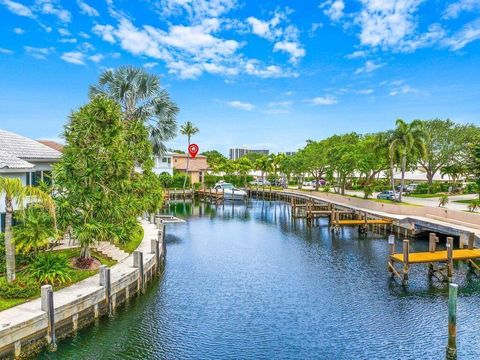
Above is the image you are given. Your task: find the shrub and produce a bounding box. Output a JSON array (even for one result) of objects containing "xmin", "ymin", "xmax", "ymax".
[
  {"xmin": 0, "ymin": 276, "xmax": 38, "ymax": 299},
  {"xmin": 468, "ymin": 200, "xmax": 480, "ymax": 212},
  {"xmin": 439, "ymin": 195, "xmax": 449, "ymax": 207},
  {"xmin": 75, "ymin": 257, "xmax": 95, "ymax": 269},
  {"xmin": 28, "ymin": 252, "xmax": 72, "ymax": 285}
]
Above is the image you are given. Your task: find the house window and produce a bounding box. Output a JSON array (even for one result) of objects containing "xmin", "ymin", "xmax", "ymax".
[
  {"xmin": 199, "ymin": 171, "xmax": 203, "ymax": 183},
  {"xmin": 31, "ymin": 171, "xmax": 42, "ymax": 186},
  {"xmin": 0, "ymin": 213, "xmax": 5, "ymax": 233},
  {"xmin": 162, "ymin": 157, "xmax": 167, "ymax": 163},
  {"xmin": 26, "ymin": 172, "xmax": 31, "ymax": 186}
]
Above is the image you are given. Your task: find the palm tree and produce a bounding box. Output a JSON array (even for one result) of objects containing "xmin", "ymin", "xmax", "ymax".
[
  {"xmin": 89, "ymin": 66, "xmax": 179, "ymax": 155},
  {"xmin": 180, "ymin": 121, "xmax": 199, "ymax": 189},
  {"xmin": 14, "ymin": 205, "xmax": 56, "ymax": 255},
  {"xmin": 237, "ymin": 158, "xmax": 253, "ymax": 186},
  {"xmin": 255, "ymin": 156, "xmax": 273, "ymax": 189},
  {"xmin": 0, "ymin": 178, "xmax": 55, "ymax": 283},
  {"xmin": 389, "ymin": 119, "xmax": 426, "ymax": 202}
]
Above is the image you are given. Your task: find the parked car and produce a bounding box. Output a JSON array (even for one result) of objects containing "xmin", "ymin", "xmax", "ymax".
[
  {"xmin": 395, "ymin": 183, "xmax": 418, "ymax": 194},
  {"xmin": 377, "ymin": 190, "xmax": 398, "ymax": 200},
  {"xmin": 250, "ymin": 179, "xmax": 271, "ymax": 186}
]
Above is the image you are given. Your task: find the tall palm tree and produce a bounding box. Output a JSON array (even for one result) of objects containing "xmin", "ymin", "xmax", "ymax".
[
  {"xmin": 89, "ymin": 66, "xmax": 179, "ymax": 155},
  {"xmin": 0, "ymin": 178, "xmax": 55, "ymax": 283},
  {"xmin": 389, "ymin": 119, "xmax": 426, "ymax": 202},
  {"xmin": 255, "ymin": 156, "xmax": 273, "ymax": 189},
  {"xmin": 180, "ymin": 121, "xmax": 199, "ymax": 189}
]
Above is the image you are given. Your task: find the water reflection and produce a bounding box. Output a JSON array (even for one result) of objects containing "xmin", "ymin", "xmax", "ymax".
[{"xmin": 42, "ymin": 199, "xmax": 480, "ymax": 360}]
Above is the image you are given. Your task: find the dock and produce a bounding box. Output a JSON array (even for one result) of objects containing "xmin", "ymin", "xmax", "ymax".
[{"xmin": 388, "ymin": 233, "xmax": 479, "ymax": 284}]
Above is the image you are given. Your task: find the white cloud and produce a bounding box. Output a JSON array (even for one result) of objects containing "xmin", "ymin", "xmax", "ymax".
[
  {"xmin": 228, "ymin": 100, "xmax": 255, "ymax": 111},
  {"xmin": 61, "ymin": 51, "xmax": 85, "ymax": 65},
  {"xmin": 389, "ymin": 84, "xmax": 418, "ymax": 96},
  {"xmin": 244, "ymin": 59, "xmax": 293, "ymax": 78},
  {"xmin": 59, "ymin": 38, "xmax": 77, "ymax": 43},
  {"xmin": 442, "ymin": 18, "xmax": 480, "ymax": 50},
  {"xmin": 321, "ymin": 0, "xmax": 345, "ymax": 21},
  {"xmin": 13, "ymin": 27, "xmax": 24, "ymax": 34},
  {"xmin": 143, "ymin": 62, "xmax": 158, "ymax": 68},
  {"xmin": 79, "ymin": 31, "xmax": 90, "ymax": 39},
  {"xmin": 89, "ymin": 54, "xmax": 104, "ymax": 62},
  {"xmin": 0, "ymin": 0, "xmax": 34, "ymax": 17},
  {"xmin": 355, "ymin": 60, "xmax": 383, "ymax": 74},
  {"xmin": 77, "ymin": 0, "xmax": 99, "ymax": 16},
  {"xmin": 0, "ymin": 47, "xmax": 14, "ymax": 54},
  {"xmin": 264, "ymin": 100, "xmax": 292, "ymax": 114},
  {"xmin": 25, "ymin": 46, "xmax": 52, "ymax": 59},
  {"xmin": 346, "ymin": 50, "xmax": 367, "ymax": 58},
  {"xmin": 58, "ymin": 28, "xmax": 70, "ymax": 36},
  {"xmin": 273, "ymin": 41, "xmax": 305, "ymax": 63},
  {"xmin": 357, "ymin": 0, "xmax": 422, "ymax": 49},
  {"xmin": 93, "ymin": 24, "xmax": 116, "ymax": 43},
  {"xmin": 159, "ymin": 0, "xmax": 236, "ymax": 19},
  {"xmin": 308, "ymin": 95, "xmax": 338, "ymax": 105},
  {"xmin": 357, "ymin": 88, "xmax": 374, "ymax": 94},
  {"xmin": 39, "ymin": 0, "xmax": 71, "ymax": 22},
  {"xmin": 443, "ymin": 0, "xmax": 480, "ymax": 19}
]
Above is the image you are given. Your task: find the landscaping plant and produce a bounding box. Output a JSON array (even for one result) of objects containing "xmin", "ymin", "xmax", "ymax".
[{"xmin": 28, "ymin": 252, "xmax": 72, "ymax": 285}]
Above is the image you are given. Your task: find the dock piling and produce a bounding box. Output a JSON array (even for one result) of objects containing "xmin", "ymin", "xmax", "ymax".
[
  {"xmin": 447, "ymin": 237, "xmax": 454, "ymax": 281},
  {"xmin": 402, "ymin": 239, "xmax": 410, "ymax": 285},
  {"xmin": 446, "ymin": 283, "xmax": 458, "ymax": 360}
]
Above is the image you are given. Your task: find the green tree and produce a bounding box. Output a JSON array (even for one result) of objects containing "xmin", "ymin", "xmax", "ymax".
[
  {"xmin": 236, "ymin": 157, "xmax": 253, "ymax": 185},
  {"xmin": 303, "ymin": 140, "xmax": 328, "ymax": 190},
  {"xmin": 389, "ymin": 119, "xmax": 426, "ymax": 202},
  {"xmin": 89, "ymin": 66, "xmax": 179, "ymax": 155},
  {"xmin": 180, "ymin": 121, "xmax": 199, "ymax": 189},
  {"xmin": 0, "ymin": 178, "xmax": 55, "ymax": 283},
  {"xmin": 54, "ymin": 96, "xmax": 162, "ymax": 260},
  {"xmin": 14, "ymin": 205, "xmax": 56, "ymax": 255},
  {"xmin": 254, "ymin": 156, "xmax": 273, "ymax": 187},
  {"xmin": 202, "ymin": 150, "xmax": 227, "ymax": 171},
  {"xmin": 326, "ymin": 133, "xmax": 360, "ymax": 195},
  {"xmin": 419, "ymin": 119, "xmax": 476, "ymax": 192},
  {"xmin": 467, "ymin": 140, "xmax": 480, "ymax": 199}
]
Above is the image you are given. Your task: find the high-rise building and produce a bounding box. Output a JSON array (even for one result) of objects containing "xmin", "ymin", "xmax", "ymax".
[{"xmin": 229, "ymin": 148, "xmax": 269, "ymax": 160}]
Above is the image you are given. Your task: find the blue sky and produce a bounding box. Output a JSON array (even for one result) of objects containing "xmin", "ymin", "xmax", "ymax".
[{"xmin": 1, "ymin": 0, "xmax": 480, "ymax": 155}]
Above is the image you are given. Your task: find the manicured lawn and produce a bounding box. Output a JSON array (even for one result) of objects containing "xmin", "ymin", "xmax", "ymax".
[
  {"xmin": 117, "ymin": 225, "xmax": 144, "ymax": 254},
  {"xmin": 0, "ymin": 248, "xmax": 116, "ymax": 312},
  {"xmin": 407, "ymin": 193, "xmax": 445, "ymax": 198},
  {"xmin": 454, "ymin": 199, "xmax": 480, "ymax": 204}
]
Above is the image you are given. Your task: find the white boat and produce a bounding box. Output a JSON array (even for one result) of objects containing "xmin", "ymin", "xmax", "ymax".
[{"xmin": 213, "ymin": 181, "xmax": 248, "ymax": 201}]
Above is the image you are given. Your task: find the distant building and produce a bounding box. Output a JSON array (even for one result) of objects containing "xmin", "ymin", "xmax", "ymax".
[
  {"xmin": 285, "ymin": 151, "xmax": 296, "ymax": 156},
  {"xmin": 153, "ymin": 152, "xmax": 174, "ymax": 176},
  {"xmin": 1, "ymin": 129, "xmax": 62, "ymax": 232},
  {"xmin": 173, "ymin": 153, "xmax": 208, "ymax": 184},
  {"xmin": 229, "ymin": 148, "xmax": 269, "ymax": 160}
]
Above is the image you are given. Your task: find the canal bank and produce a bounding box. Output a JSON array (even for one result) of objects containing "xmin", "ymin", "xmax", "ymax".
[
  {"xmin": 0, "ymin": 217, "xmax": 165, "ymax": 359},
  {"xmin": 35, "ymin": 200, "xmax": 480, "ymax": 359}
]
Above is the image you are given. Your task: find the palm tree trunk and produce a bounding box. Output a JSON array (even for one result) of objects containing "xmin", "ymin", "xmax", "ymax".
[
  {"xmin": 5, "ymin": 197, "xmax": 15, "ymax": 283},
  {"xmin": 399, "ymin": 155, "xmax": 407, "ymax": 202},
  {"xmin": 183, "ymin": 137, "xmax": 191, "ymax": 190},
  {"xmin": 390, "ymin": 159, "xmax": 395, "ymax": 195},
  {"xmin": 80, "ymin": 244, "xmax": 90, "ymax": 259}
]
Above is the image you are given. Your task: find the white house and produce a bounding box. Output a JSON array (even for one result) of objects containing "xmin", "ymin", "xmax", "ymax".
[
  {"xmin": 0, "ymin": 129, "xmax": 62, "ymax": 232},
  {"xmin": 153, "ymin": 152, "xmax": 174, "ymax": 176}
]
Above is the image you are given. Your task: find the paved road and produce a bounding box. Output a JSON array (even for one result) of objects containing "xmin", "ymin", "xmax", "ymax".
[{"xmin": 292, "ymin": 186, "xmax": 478, "ymax": 212}]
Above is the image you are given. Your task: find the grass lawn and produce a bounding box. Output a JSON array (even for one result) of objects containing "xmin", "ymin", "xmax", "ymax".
[
  {"xmin": 117, "ymin": 225, "xmax": 144, "ymax": 254},
  {"xmin": 454, "ymin": 199, "xmax": 480, "ymax": 204},
  {"xmin": 408, "ymin": 193, "xmax": 445, "ymax": 198},
  {"xmin": 0, "ymin": 248, "xmax": 116, "ymax": 312}
]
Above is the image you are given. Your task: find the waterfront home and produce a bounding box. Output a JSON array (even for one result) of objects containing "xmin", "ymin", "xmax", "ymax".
[
  {"xmin": 153, "ymin": 152, "xmax": 174, "ymax": 176},
  {"xmin": 0, "ymin": 129, "xmax": 62, "ymax": 231},
  {"xmin": 173, "ymin": 153, "xmax": 208, "ymax": 184}
]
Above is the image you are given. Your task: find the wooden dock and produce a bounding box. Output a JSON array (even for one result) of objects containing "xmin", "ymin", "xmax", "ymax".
[
  {"xmin": 196, "ymin": 188, "xmax": 225, "ymax": 203},
  {"xmin": 388, "ymin": 233, "xmax": 478, "ymax": 284}
]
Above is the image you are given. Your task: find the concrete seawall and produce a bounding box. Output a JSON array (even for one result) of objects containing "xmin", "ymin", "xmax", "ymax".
[{"xmin": 0, "ymin": 217, "xmax": 165, "ymax": 359}]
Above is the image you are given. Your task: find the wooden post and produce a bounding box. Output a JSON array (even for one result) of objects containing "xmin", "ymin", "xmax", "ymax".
[
  {"xmin": 388, "ymin": 235, "xmax": 395, "ymax": 255},
  {"xmin": 468, "ymin": 232, "xmax": 475, "ymax": 250},
  {"xmin": 41, "ymin": 285, "xmax": 56, "ymax": 349},
  {"xmin": 428, "ymin": 233, "xmax": 437, "ymax": 276},
  {"xmin": 446, "ymin": 283, "xmax": 458, "ymax": 359},
  {"xmin": 402, "ymin": 239, "xmax": 410, "ymax": 284},
  {"xmin": 99, "ymin": 265, "xmax": 112, "ymax": 315},
  {"xmin": 133, "ymin": 251, "xmax": 144, "ymax": 292},
  {"xmin": 447, "ymin": 237, "xmax": 454, "ymax": 281}
]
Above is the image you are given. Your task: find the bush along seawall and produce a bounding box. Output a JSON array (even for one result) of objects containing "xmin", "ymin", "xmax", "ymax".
[{"xmin": 0, "ymin": 216, "xmax": 166, "ymax": 359}]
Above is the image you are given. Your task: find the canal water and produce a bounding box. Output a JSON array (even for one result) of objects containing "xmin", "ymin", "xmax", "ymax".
[{"xmin": 40, "ymin": 200, "xmax": 480, "ymax": 359}]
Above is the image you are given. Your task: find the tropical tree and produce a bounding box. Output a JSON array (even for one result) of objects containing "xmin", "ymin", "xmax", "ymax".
[
  {"xmin": 89, "ymin": 66, "xmax": 179, "ymax": 155},
  {"xmin": 0, "ymin": 177, "xmax": 55, "ymax": 283},
  {"xmin": 467, "ymin": 140, "xmax": 480, "ymax": 199},
  {"xmin": 303, "ymin": 140, "xmax": 328, "ymax": 190},
  {"xmin": 389, "ymin": 119, "xmax": 427, "ymax": 202},
  {"xmin": 14, "ymin": 205, "xmax": 56, "ymax": 255},
  {"xmin": 54, "ymin": 96, "xmax": 163, "ymax": 262},
  {"xmin": 180, "ymin": 121, "xmax": 199, "ymax": 189},
  {"xmin": 236, "ymin": 157, "xmax": 253, "ymax": 185},
  {"xmin": 418, "ymin": 119, "xmax": 476, "ymax": 192},
  {"xmin": 254, "ymin": 156, "xmax": 273, "ymax": 187},
  {"xmin": 203, "ymin": 150, "xmax": 227, "ymax": 172}
]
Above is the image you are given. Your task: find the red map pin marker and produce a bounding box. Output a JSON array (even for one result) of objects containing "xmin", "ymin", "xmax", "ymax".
[{"xmin": 188, "ymin": 143, "xmax": 199, "ymax": 158}]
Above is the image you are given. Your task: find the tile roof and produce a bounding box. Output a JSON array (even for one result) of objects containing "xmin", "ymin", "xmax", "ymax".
[
  {"xmin": 0, "ymin": 129, "xmax": 61, "ymax": 160},
  {"xmin": 37, "ymin": 140, "xmax": 64, "ymax": 152},
  {"xmin": 0, "ymin": 150, "xmax": 34, "ymax": 169}
]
